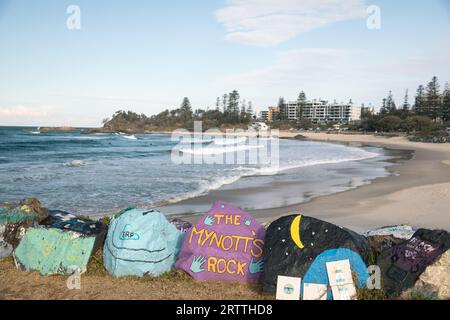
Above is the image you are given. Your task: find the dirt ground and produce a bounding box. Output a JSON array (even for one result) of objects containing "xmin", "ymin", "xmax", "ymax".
[{"xmin": 0, "ymin": 256, "xmax": 272, "ymax": 300}]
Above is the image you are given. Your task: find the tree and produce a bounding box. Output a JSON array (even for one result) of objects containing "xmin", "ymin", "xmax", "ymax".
[
  {"xmin": 414, "ymin": 85, "xmax": 425, "ymax": 115},
  {"xmin": 277, "ymin": 97, "xmax": 286, "ymax": 121},
  {"xmin": 240, "ymin": 99, "xmax": 247, "ymax": 120},
  {"xmin": 405, "ymin": 116, "xmax": 432, "ymax": 133},
  {"xmin": 379, "ymin": 115, "xmax": 402, "ymax": 132},
  {"xmin": 247, "ymin": 101, "xmax": 253, "ymax": 117},
  {"xmin": 386, "ymin": 90, "xmax": 397, "ymax": 113},
  {"xmin": 180, "ymin": 97, "xmax": 193, "ymax": 123},
  {"xmin": 380, "ymin": 98, "xmax": 388, "ymax": 114},
  {"xmin": 297, "ymin": 91, "xmax": 307, "ymax": 120},
  {"xmin": 426, "ymin": 76, "xmax": 441, "ymax": 121},
  {"xmin": 227, "ymin": 90, "xmax": 240, "ymax": 116},
  {"xmin": 402, "ymin": 89, "xmax": 410, "ymax": 111},
  {"xmin": 215, "ymin": 97, "xmax": 220, "ymax": 111},
  {"xmin": 442, "ymin": 82, "xmax": 450, "ymax": 122}
]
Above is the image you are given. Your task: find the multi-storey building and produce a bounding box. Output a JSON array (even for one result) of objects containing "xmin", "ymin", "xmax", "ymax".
[
  {"xmin": 260, "ymin": 106, "xmax": 279, "ymax": 122},
  {"xmin": 269, "ymin": 99, "xmax": 362, "ymax": 124}
]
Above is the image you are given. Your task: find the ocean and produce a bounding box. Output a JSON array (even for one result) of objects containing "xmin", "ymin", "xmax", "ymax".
[{"xmin": 0, "ymin": 126, "xmax": 397, "ymax": 217}]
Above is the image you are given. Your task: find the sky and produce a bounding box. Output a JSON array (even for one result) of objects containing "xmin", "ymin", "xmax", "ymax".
[{"xmin": 0, "ymin": 0, "xmax": 449, "ymax": 127}]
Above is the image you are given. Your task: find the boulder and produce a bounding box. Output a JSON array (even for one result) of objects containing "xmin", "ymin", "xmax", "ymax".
[
  {"xmin": 40, "ymin": 209, "xmax": 107, "ymax": 254},
  {"xmin": 14, "ymin": 227, "xmax": 97, "ymax": 275},
  {"xmin": 377, "ymin": 228, "xmax": 450, "ymax": 297},
  {"xmin": 366, "ymin": 235, "xmax": 404, "ymax": 257},
  {"xmin": 175, "ymin": 201, "xmax": 266, "ymax": 282},
  {"xmin": 0, "ymin": 198, "xmax": 49, "ymax": 258},
  {"xmin": 262, "ymin": 214, "xmax": 370, "ymax": 294},
  {"xmin": 302, "ymin": 248, "xmax": 369, "ymax": 300},
  {"xmin": 103, "ymin": 208, "xmax": 184, "ymax": 277},
  {"xmin": 402, "ymin": 249, "xmax": 450, "ymax": 300},
  {"xmin": 362, "ymin": 225, "xmax": 416, "ymax": 240},
  {"xmin": 170, "ymin": 218, "xmax": 192, "ymax": 233}
]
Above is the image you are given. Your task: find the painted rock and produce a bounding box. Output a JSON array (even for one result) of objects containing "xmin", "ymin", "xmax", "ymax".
[
  {"xmin": 262, "ymin": 214, "xmax": 370, "ymax": 294},
  {"xmin": 377, "ymin": 228, "xmax": 450, "ymax": 297},
  {"xmin": 175, "ymin": 201, "xmax": 265, "ymax": 282},
  {"xmin": 103, "ymin": 208, "xmax": 184, "ymax": 277},
  {"xmin": 14, "ymin": 227, "xmax": 96, "ymax": 275}
]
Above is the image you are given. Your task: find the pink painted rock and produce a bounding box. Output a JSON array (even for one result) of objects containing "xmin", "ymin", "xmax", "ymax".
[{"xmin": 175, "ymin": 201, "xmax": 265, "ymax": 282}]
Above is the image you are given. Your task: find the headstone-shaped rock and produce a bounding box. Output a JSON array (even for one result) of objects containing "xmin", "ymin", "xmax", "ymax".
[
  {"xmin": 103, "ymin": 208, "xmax": 184, "ymax": 277},
  {"xmin": 175, "ymin": 201, "xmax": 265, "ymax": 282},
  {"xmin": 263, "ymin": 214, "xmax": 370, "ymax": 294},
  {"xmin": 377, "ymin": 228, "xmax": 450, "ymax": 297}
]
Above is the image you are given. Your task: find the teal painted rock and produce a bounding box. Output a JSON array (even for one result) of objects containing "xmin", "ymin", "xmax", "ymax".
[
  {"xmin": 14, "ymin": 227, "xmax": 96, "ymax": 275},
  {"xmin": 103, "ymin": 208, "xmax": 184, "ymax": 277}
]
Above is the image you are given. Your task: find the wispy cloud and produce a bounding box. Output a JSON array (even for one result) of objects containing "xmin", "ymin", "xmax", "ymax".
[
  {"xmin": 0, "ymin": 105, "xmax": 97, "ymax": 127},
  {"xmin": 0, "ymin": 105, "xmax": 51, "ymax": 118},
  {"xmin": 216, "ymin": 43, "xmax": 450, "ymax": 107},
  {"xmin": 216, "ymin": 0, "xmax": 367, "ymax": 46}
]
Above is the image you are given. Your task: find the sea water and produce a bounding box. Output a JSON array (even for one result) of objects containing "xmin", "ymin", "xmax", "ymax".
[{"xmin": 0, "ymin": 126, "xmax": 394, "ymax": 216}]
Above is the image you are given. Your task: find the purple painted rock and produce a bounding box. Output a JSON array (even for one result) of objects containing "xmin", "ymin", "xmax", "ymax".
[{"xmin": 175, "ymin": 201, "xmax": 265, "ymax": 282}]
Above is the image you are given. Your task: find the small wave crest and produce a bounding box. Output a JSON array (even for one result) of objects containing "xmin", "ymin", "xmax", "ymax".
[
  {"xmin": 213, "ymin": 136, "xmax": 247, "ymax": 145},
  {"xmin": 64, "ymin": 160, "xmax": 87, "ymax": 167},
  {"xmin": 178, "ymin": 144, "xmax": 263, "ymax": 155},
  {"xmin": 122, "ymin": 134, "xmax": 137, "ymax": 140}
]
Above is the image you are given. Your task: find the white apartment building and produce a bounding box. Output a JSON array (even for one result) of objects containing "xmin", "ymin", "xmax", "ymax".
[
  {"xmin": 284, "ymin": 102, "xmax": 299, "ymax": 121},
  {"xmin": 280, "ymin": 99, "xmax": 361, "ymax": 124}
]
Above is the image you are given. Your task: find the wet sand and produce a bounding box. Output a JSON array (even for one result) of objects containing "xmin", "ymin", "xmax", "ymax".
[
  {"xmin": 163, "ymin": 131, "xmax": 450, "ymax": 232},
  {"xmin": 271, "ymin": 133, "xmax": 450, "ymax": 231}
]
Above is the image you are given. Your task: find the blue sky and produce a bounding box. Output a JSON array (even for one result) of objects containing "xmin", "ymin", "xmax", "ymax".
[{"xmin": 0, "ymin": 0, "xmax": 449, "ymax": 126}]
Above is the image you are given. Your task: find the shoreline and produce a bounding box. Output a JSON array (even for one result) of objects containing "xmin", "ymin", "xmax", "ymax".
[
  {"xmin": 156, "ymin": 130, "xmax": 450, "ymax": 232},
  {"xmin": 275, "ymin": 132, "xmax": 450, "ymax": 231}
]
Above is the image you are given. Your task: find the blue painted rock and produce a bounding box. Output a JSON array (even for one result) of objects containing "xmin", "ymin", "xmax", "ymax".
[
  {"xmin": 103, "ymin": 208, "xmax": 184, "ymax": 277},
  {"xmin": 262, "ymin": 214, "xmax": 370, "ymax": 294},
  {"xmin": 302, "ymin": 248, "xmax": 369, "ymax": 300}
]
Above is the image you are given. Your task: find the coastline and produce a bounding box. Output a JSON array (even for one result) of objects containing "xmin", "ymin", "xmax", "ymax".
[
  {"xmin": 158, "ymin": 131, "xmax": 450, "ymax": 232},
  {"xmin": 270, "ymin": 132, "xmax": 450, "ymax": 232}
]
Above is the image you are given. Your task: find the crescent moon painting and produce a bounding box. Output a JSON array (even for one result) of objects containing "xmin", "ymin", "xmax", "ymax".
[{"xmin": 290, "ymin": 214, "xmax": 304, "ymax": 249}]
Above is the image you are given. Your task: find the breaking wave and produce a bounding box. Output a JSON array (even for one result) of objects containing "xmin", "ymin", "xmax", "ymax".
[{"xmin": 178, "ymin": 144, "xmax": 263, "ymax": 155}]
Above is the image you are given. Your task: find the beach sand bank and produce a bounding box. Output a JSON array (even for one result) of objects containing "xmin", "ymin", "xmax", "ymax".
[
  {"xmin": 275, "ymin": 133, "xmax": 450, "ymax": 231},
  {"xmin": 1, "ymin": 133, "xmax": 448, "ymax": 300},
  {"xmin": 163, "ymin": 130, "xmax": 450, "ymax": 232}
]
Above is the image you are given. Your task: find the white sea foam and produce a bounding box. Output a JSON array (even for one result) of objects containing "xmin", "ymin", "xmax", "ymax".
[
  {"xmin": 213, "ymin": 136, "xmax": 247, "ymax": 145},
  {"xmin": 64, "ymin": 160, "xmax": 87, "ymax": 167},
  {"xmin": 122, "ymin": 134, "xmax": 137, "ymax": 140},
  {"xmin": 233, "ymin": 151, "xmax": 380, "ymax": 176},
  {"xmin": 178, "ymin": 144, "xmax": 263, "ymax": 155},
  {"xmin": 155, "ymin": 174, "xmax": 243, "ymax": 206},
  {"xmin": 178, "ymin": 138, "xmax": 214, "ymax": 144}
]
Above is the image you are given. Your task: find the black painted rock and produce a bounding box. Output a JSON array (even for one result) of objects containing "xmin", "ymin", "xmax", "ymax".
[
  {"xmin": 262, "ymin": 214, "xmax": 370, "ymax": 294},
  {"xmin": 377, "ymin": 228, "xmax": 450, "ymax": 297}
]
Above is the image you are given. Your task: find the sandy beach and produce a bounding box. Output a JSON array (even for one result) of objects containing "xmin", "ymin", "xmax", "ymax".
[
  {"xmin": 1, "ymin": 131, "xmax": 449, "ymax": 300},
  {"xmin": 159, "ymin": 130, "xmax": 450, "ymax": 232},
  {"xmin": 273, "ymin": 132, "xmax": 450, "ymax": 232}
]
